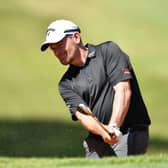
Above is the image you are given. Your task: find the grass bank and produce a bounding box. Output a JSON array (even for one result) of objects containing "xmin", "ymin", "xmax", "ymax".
[{"xmin": 0, "ymin": 154, "xmax": 167, "ymax": 168}]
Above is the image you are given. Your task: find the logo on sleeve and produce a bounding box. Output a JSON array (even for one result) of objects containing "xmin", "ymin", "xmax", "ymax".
[{"xmin": 121, "ymin": 67, "xmax": 131, "ymax": 74}]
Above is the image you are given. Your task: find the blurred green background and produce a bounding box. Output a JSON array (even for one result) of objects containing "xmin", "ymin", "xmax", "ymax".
[{"xmin": 0, "ymin": 0, "xmax": 168, "ymax": 157}]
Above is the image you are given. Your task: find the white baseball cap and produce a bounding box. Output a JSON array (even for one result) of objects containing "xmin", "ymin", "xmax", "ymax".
[{"xmin": 40, "ymin": 19, "xmax": 80, "ymax": 51}]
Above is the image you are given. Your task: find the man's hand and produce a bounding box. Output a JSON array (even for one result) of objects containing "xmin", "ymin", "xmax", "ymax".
[{"xmin": 101, "ymin": 124, "xmax": 120, "ymax": 144}]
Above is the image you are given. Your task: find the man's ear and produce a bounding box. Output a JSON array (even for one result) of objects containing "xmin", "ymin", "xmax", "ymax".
[{"xmin": 73, "ymin": 32, "xmax": 81, "ymax": 44}]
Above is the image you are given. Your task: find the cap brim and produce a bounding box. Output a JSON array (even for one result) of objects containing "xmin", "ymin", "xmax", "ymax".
[{"xmin": 41, "ymin": 42, "xmax": 50, "ymax": 51}]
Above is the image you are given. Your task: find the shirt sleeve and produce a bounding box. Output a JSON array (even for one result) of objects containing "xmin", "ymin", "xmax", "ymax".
[
  {"xmin": 104, "ymin": 42, "xmax": 132, "ymax": 86},
  {"xmin": 59, "ymin": 79, "xmax": 87, "ymax": 121}
]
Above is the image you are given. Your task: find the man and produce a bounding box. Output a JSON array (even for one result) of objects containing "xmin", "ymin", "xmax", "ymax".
[{"xmin": 40, "ymin": 19, "xmax": 151, "ymax": 159}]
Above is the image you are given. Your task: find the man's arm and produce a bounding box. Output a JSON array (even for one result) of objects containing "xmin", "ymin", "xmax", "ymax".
[
  {"xmin": 108, "ymin": 80, "xmax": 132, "ymax": 128},
  {"xmin": 75, "ymin": 111, "xmax": 119, "ymax": 144},
  {"xmin": 59, "ymin": 79, "xmax": 118, "ymax": 144},
  {"xmin": 75, "ymin": 80, "xmax": 131, "ymax": 143}
]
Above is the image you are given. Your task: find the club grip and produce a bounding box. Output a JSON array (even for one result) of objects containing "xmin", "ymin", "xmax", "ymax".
[{"xmin": 77, "ymin": 104, "xmax": 93, "ymax": 116}]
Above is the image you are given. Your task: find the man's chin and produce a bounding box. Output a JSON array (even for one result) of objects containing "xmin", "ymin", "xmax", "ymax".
[{"xmin": 60, "ymin": 60, "xmax": 69, "ymax": 65}]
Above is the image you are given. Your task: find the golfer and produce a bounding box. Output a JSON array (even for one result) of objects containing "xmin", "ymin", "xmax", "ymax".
[{"xmin": 40, "ymin": 19, "xmax": 151, "ymax": 159}]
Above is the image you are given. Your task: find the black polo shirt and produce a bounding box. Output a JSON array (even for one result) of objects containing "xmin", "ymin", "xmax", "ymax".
[{"xmin": 59, "ymin": 41, "xmax": 151, "ymax": 128}]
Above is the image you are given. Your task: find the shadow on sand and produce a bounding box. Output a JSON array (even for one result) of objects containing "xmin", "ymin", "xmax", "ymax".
[
  {"xmin": 0, "ymin": 120, "xmax": 167, "ymax": 157},
  {"xmin": 0, "ymin": 120, "xmax": 87, "ymax": 157}
]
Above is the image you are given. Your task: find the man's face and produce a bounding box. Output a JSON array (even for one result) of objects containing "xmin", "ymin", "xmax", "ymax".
[{"xmin": 49, "ymin": 34, "xmax": 79, "ymax": 65}]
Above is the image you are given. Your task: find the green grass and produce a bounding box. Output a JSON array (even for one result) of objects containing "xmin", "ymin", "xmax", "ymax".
[
  {"xmin": 0, "ymin": 154, "xmax": 168, "ymax": 168},
  {"xmin": 0, "ymin": 0, "xmax": 168, "ymax": 163}
]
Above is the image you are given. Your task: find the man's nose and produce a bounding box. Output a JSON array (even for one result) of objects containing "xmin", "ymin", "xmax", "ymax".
[
  {"xmin": 52, "ymin": 48, "xmax": 59, "ymax": 56},
  {"xmin": 53, "ymin": 50, "xmax": 58, "ymax": 55},
  {"xmin": 53, "ymin": 49, "xmax": 63, "ymax": 58}
]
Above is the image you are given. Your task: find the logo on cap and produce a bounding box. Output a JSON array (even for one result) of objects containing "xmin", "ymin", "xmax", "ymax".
[{"xmin": 46, "ymin": 28, "xmax": 55, "ymax": 36}]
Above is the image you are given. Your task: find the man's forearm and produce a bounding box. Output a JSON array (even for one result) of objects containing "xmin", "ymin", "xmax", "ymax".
[
  {"xmin": 75, "ymin": 111, "xmax": 119, "ymax": 144},
  {"xmin": 109, "ymin": 81, "xmax": 132, "ymax": 127},
  {"xmin": 75, "ymin": 111, "xmax": 107, "ymax": 136}
]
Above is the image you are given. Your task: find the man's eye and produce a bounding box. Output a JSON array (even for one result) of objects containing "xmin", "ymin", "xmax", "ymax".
[{"xmin": 59, "ymin": 43, "xmax": 64, "ymax": 48}]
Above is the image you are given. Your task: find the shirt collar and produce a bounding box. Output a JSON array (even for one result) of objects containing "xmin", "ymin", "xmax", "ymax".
[{"xmin": 85, "ymin": 43, "xmax": 96, "ymax": 58}]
